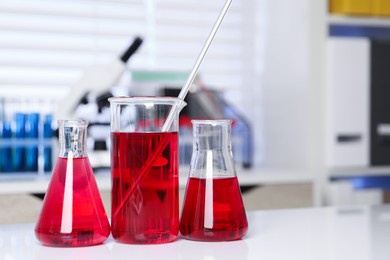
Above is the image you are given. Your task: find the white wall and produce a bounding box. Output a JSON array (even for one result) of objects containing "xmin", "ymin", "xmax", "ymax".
[
  {"xmin": 261, "ymin": 0, "xmax": 311, "ymax": 168},
  {"xmin": 255, "ymin": 0, "xmax": 326, "ymax": 171}
]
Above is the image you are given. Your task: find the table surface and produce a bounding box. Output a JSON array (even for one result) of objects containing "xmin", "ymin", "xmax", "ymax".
[{"xmin": 1, "ymin": 205, "xmax": 390, "ymax": 260}]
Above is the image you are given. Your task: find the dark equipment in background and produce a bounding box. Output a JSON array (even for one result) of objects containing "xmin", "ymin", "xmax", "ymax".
[{"xmin": 161, "ymin": 87, "xmax": 253, "ymax": 169}]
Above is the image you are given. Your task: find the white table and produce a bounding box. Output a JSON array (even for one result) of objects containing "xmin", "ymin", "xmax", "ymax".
[{"xmin": 1, "ymin": 206, "xmax": 386, "ymax": 260}]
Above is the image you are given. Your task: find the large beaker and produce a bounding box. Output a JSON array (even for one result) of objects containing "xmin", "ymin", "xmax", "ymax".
[
  {"xmin": 35, "ymin": 120, "xmax": 110, "ymax": 247},
  {"xmin": 109, "ymin": 97, "xmax": 186, "ymax": 244}
]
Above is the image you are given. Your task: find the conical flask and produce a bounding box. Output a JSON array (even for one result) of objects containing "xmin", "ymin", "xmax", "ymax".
[
  {"xmin": 180, "ymin": 120, "xmax": 248, "ymax": 241},
  {"xmin": 35, "ymin": 120, "xmax": 110, "ymax": 247}
]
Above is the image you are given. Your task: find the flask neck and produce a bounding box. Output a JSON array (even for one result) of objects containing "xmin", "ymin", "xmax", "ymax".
[
  {"xmin": 58, "ymin": 120, "xmax": 88, "ymax": 158},
  {"xmin": 192, "ymin": 120, "xmax": 232, "ymax": 151}
]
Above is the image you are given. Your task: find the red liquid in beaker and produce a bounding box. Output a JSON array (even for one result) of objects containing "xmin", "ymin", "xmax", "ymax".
[
  {"xmin": 180, "ymin": 176, "xmax": 248, "ymax": 241},
  {"xmin": 111, "ymin": 132, "xmax": 179, "ymax": 244},
  {"xmin": 35, "ymin": 157, "xmax": 110, "ymax": 247}
]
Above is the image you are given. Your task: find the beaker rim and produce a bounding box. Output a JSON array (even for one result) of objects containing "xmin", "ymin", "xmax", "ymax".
[
  {"xmin": 108, "ymin": 96, "xmax": 186, "ymax": 106},
  {"xmin": 58, "ymin": 119, "xmax": 88, "ymax": 127},
  {"xmin": 192, "ymin": 119, "xmax": 232, "ymax": 126}
]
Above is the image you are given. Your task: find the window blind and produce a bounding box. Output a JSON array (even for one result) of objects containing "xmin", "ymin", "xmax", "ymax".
[{"xmin": 0, "ymin": 0, "xmax": 245, "ymax": 100}]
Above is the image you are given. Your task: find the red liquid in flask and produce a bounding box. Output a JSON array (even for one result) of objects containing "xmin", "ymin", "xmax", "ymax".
[
  {"xmin": 111, "ymin": 132, "xmax": 179, "ymax": 244},
  {"xmin": 180, "ymin": 177, "xmax": 248, "ymax": 241},
  {"xmin": 35, "ymin": 157, "xmax": 111, "ymax": 247}
]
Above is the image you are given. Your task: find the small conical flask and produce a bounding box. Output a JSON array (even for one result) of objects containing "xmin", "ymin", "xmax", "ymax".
[
  {"xmin": 35, "ymin": 120, "xmax": 110, "ymax": 247},
  {"xmin": 180, "ymin": 120, "xmax": 248, "ymax": 241}
]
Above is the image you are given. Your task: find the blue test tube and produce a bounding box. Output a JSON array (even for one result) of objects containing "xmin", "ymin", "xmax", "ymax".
[
  {"xmin": 0, "ymin": 99, "xmax": 3, "ymax": 172},
  {"xmin": 25, "ymin": 113, "xmax": 39, "ymax": 172},
  {"xmin": 13, "ymin": 113, "xmax": 26, "ymax": 172},
  {"xmin": 43, "ymin": 114, "xmax": 53, "ymax": 172},
  {"xmin": 1, "ymin": 121, "xmax": 12, "ymax": 172},
  {"xmin": 0, "ymin": 126, "xmax": 2, "ymax": 172}
]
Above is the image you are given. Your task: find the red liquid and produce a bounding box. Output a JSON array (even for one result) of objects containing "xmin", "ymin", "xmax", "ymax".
[
  {"xmin": 35, "ymin": 157, "xmax": 110, "ymax": 247},
  {"xmin": 111, "ymin": 132, "xmax": 179, "ymax": 244},
  {"xmin": 180, "ymin": 177, "xmax": 248, "ymax": 241}
]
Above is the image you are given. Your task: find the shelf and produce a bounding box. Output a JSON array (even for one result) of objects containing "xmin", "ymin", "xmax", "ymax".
[
  {"xmin": 234, "ymin": 167, "xmax": 313, "ymax": 186},
  {"xmin": 328, "ymin": 15, "xmax": 390, "ymax": 38},
  {"xmin": 0, "ymin": 167, "xmax": 313, "ymax": 195},
  {"xmin": 329, "ymin": 15, "xmax": 390, "ymax": 27},
  {"xmin": 329, "ymin": 166, "xmax": 390, "ymax": 178},
  {"xmin": 0, "ymin": 173, "xmax": 112, "ymax": 195}
]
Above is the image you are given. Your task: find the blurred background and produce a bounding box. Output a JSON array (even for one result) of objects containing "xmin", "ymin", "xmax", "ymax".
[{"xmin": 2, "ymin": 0, "xmax": 390, "ymax": 223}]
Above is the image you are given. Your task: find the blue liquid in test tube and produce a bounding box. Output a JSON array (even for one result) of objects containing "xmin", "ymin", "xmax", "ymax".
[
  {"xmin": 13, "ymin": 113, "xmax": 26, "ymax": 172},
  {"xmin": 25, "ymin": 113, "xmax": 39, "ymax": 172},
  {"xmin": 43, "ymin": 114, "xmax": 53, "ymax": 172},
  {"xmin": 1, "ymin": 122, "xmax": 12, "ymax": 173}
]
